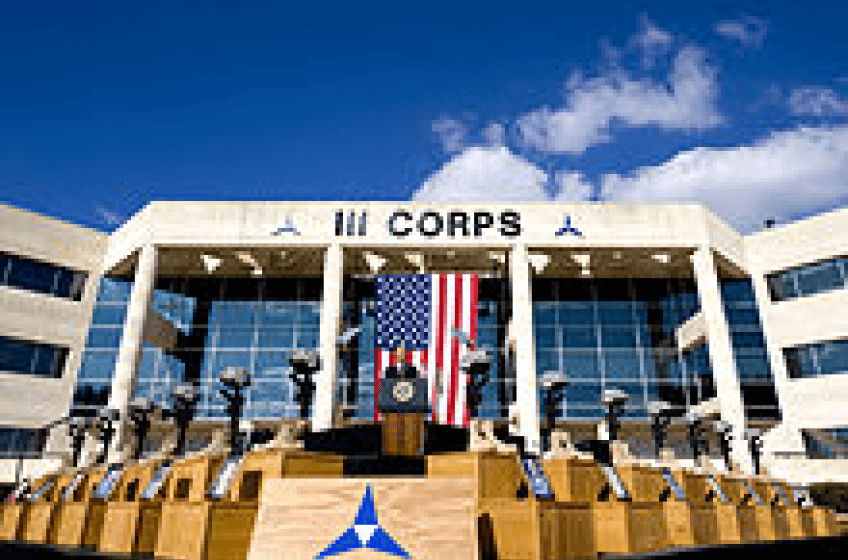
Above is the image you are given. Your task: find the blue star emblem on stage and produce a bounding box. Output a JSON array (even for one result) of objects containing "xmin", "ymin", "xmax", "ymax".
[
  {"xmin": 555, "ymin": 215, "xmax": 582, "ymax": 237},
  {"xmin": 315, "ymin": 484, "xmax": 411, "ymax": 559}
]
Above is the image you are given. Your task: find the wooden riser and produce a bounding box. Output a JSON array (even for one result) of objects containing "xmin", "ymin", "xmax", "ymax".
[{"xmin": 0, "ymin": 503, "xmax": 28, "ymax": 542}]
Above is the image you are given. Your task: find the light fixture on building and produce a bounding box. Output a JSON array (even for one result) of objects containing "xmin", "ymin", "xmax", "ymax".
[
  {"xmin": 364, "ymin": 251, "xmax": 386, "ymax": 274},
  {"xmin": 236, "ymin": 251, "xmax": 263, "ymax": 276},
  {"xmin": 580, "ymin": 268, "xmax": 591, "ymax": 276},
  {"xmin": 651, "ymin": 253, "xmax": 670, "ymax": 264},
  {"xmin": 528, "ymin": 253, "xmax": 550, "ymax": 274},
  {"xmin": 487, "ymin": 251, "xmax": 505, "ymax": 264},
  {"xmin": 404, "ymin": 252, "xmax": 424, "ymax": 272},
  {"xmin": 571, "ymin": 253, "xmax": 590, "ymax": 267},
  {"xmin": 447, "ymin": 250, "xmax": 456, "ymax": 258},
  {"xmin": 200, "ymin": 254, "xmax": 222, "ymax": 273},
  {"xmin": 612, "ymin": 251, "xmax": 622, "ymax": 259}
]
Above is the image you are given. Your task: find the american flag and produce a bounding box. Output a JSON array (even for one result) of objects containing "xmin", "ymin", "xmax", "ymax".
[{"xmin": 374, "ymin": 274, "xmax": 479, "ymax": 427}]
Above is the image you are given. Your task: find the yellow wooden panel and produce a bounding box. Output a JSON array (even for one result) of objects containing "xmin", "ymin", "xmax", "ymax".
[
  {"xmin": 713, "ymin": 503, "xmax": 742, "ymax": 545},
  {"xmin": 99, "ymin": 503, "xmax": 142, "ymax": 554},
  {"xmin": 592, "ymin": 501, "xmax": 631, "ymax": 555},
  {"xmin": 785, "ymin": 507, "xmax": 806, "ymax": 538},
  {"xmin": 82, "ymin": 502, "xmax": 108, "ymax": 549},
  {"xmin": 21, "ymin": 502, "xmax": 56, "ymax": 543},
  {"xmin": 136, "ymin": 502, "xmax": 164, "ymax": 555},
  {"xmin": 155, "ymin": 502, "xmax": 210, "ymax": 560},
  {"xmin": 627, "ymin": 503, "xmax": 666, "ymax": 553},
  {"xmin": 689, "ymin": 505, "xmax": 720, "ymax": 546},
  {"xmin": 54, "ymin": 502, "xmax": 89, "ymax": 548},
  {"xmin": 206, "ymin": 504, "xmax": 259, "ymax": 560},
  {"xmin": 248, "ymin": 477, "xmax": 477, "ymax": 560},
  {"xmin": 165, "ymin": 454, "xmax": 226, "ymax": 503},
  {"xmin": 617, "ymin": 465, "xmax": 666, "ymax": 503},
  {"xmin": 0, "ymin": 503, "xmax": 27, "ymax": 541},
  {"xmin": 542, "ymin": 458, "xmax": 606, "ymax": 503},
  {"xmin": 662, "ymin": 501, "xmax": 696, "ymax": 548},
  {"xmin": 540, "ymin": 502, "xmax": 594, "ymax": 560}
]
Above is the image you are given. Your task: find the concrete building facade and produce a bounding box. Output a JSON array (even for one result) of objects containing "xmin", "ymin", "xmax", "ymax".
[{"xmin": 0, "ymin": 200, "xmax": 846, "ymax": 488}]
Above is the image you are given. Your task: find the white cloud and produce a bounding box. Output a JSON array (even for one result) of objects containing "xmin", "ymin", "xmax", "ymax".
[
  {"xmin": 518, "ymin": 45, "xmax": 723, "ymax": 154},
  {"xmin": 95, "ymin": 205, "xmax": 124, "ymax": 227},
  {"xmin": 410, "ymin": 146, "xmax": 550, "ymax": 201},
  {"xmin": 629, "ymin": 14, "xmax": 673, "ymax": 68},
  {"xmin": 599, "ymin": 126, "xmax": 848, "ymax": 233},
  {"xmin": 554, "ymin": 171, "xmax": 594, "ymax": 201},
  {"xmin": 715, "ymin": 14, "xmax": 768, "ymax": 49},
  {"xmin": 482, "ymin": 122, "xmax": 506, "ymax": 147},
  {"xmin": 789, "ymin": 87, "xmax": 848, "ymax": 117},
  {"xmin": 432, "ymin": 118, "xmax": 467, "ymax": 153}
]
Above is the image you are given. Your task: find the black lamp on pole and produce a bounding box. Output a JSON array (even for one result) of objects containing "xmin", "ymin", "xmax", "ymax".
[
  {"xmin": 647, "ymin": 400, "xmax": 673, "ymax": 459},
  {"xmin": 684, "ymin": 409, "xmax": 706, "ymax": 461},
  {"xmin": 95, "ymin": 408, "xmax": 120, "ymax": 465},
  {"xmin": 463, "ymin": 349, "xmax": 494, "ymax": 419},
  {"xmin": 713, "ymin": 420, "xmax": 733, "ymax": 472},
  {"xmin": 68, "ymin": 415, "xmax": 91, "ymax": 468},
  {"xmin": 290, "ymin": 349, "xmax": 320, "ymax": 421},
  {"xmin": 745, "ymin": 428, "xmax": 764, "ymax": 475},
  {"xmin": 169, "ymin": 381, "xmax": 200, "ymax": 459},
  {"xmin": 128, "ymin": 397, "xmax": 158, "ymax": 462},
  {"xmin": 601, "ymin": 388, "xmax": 628, "ymax": 442},
  {"xmin": 219, "ymin": 367, "xmax": 251, "ymax": 457},
  {"xmin": 540, "ymin": 371, "xmax": 569, "ymax": 453}
]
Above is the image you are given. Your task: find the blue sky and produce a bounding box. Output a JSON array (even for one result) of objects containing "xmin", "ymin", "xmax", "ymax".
[{"xmin": 2, "ymin": 0, "xmax": 848, "ymax": 233}]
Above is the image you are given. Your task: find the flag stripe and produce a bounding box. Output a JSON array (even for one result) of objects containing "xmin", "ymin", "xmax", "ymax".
[
  {"xmin": 465, "ymin": 274, "xmax": 478, "ymax": 428},
  {"xmin": 374, "ymin": 350, "xmax": 382, "ymax": 423}
]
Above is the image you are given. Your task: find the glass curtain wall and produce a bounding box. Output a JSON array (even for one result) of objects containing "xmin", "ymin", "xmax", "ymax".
[
  {"xmin": 133, "ymin": 277, "xmax": 322, "ymax": 421},
  {"xmin": 341, "ymin": 277, "xmax": 511, "ymax": 422},
  {"xmin": 74, "ymin": 276, "xmax": 133, "ymax": 414},
  {"xmin": 720, "ymin": 279, "xmax": 780, "ymax": 420},
  {"xmin": 533, "ymin": 278, "xmax": 703, "ymax": 421}
]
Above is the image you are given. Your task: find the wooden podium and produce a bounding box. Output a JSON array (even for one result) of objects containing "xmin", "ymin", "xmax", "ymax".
[
  {"xmin": 382, "ymin": 412, "xmax": 425, "ymax": 456},
  {"xmin": 378, "ymin": 377, "xmax": 430, "ymax": 457}
]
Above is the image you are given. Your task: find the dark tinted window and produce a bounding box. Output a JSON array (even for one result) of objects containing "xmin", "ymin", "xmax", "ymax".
[
  {"xmin": 0, "ymin": 251, "xmax": 88, "ymax": 301},
  {"xmin": 0, "ymin": 335, "xmax": 68, "ymax": 378},
  {"xmin": 767, "ymin": 256, "xmax": 847, "ymax": 302},
  {"xmin": 0, "ymin": 428, "xmax": 47, "ymax": 456}
]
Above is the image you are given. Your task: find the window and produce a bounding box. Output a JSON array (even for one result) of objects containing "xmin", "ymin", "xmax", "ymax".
[
  {"xmin": 803, "ymin": 428, "xmax": 848, "ymax": 459},
  {"xmin": 0, "ymin": 335, "xmax": 68, "ymax": 378},
  {"xmin": 784, "ymin": 339, "xmax": 848, "ymax": 379},
  {"xmin": 767, "ymin": 256, "xmax": 847, "ymax": 302},
  {"xmin": 0, "ymin": 428, "xmax": 47, "ymax": 457},
  {"xmin": 0, "ymin": 251, "xmax": 87, "ymax": 301}
]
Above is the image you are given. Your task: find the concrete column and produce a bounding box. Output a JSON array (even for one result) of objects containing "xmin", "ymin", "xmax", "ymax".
[
  {"xmin": 510, "ymin": 244, "xmax": 541, "ymax": 455},
  {"xmin": 749, "ymin": 272, "xmax": 805, "ymax": 457},
  {"xmin": 107, "ymin": 244, "xmax": 158, "ymax": 461},
  {"xmin": 691, "ymin": 246, "xmax": 752, "ymax": 473},
  {"xmin": 312, "ymin": 244, "xmax": 343, "ymax": 433}
]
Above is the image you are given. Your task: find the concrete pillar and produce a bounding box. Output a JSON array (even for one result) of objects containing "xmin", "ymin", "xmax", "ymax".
[
  {"xmin": 509, "ymin": 244, "xmax": 541, "ymax": 455},
  {"xmin": 690, "ymin": 246, "xmax": 752, "ymax": 473},
  {"xmin": 748, "ymin": 272, "xmax": 806, "ymax": 460},
  {"xmin": 107, "ymin": 244, "xmax": 158, "ymax": 461},
  {"xmin": 312, "ymin": 244, "xmax": 343, "ymax": 432}
]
